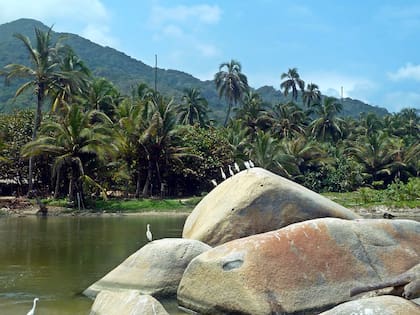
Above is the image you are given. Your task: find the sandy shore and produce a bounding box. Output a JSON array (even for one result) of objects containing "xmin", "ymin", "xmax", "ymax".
[{"xmin": 0, "ymin": 196, "xmax": 419, "ymax": 219}]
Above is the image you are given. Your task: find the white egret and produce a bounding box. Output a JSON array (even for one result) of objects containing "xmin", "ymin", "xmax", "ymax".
[
  {"xmin": 26, "ymin": 298, "xmax": 39, "ymax": 315},
  {"xmin": 211, "ymin": 179, "xmax": 218, "ymax": 187},
  {"xmin": 244, "ymin": 161, "xmax": 250, "ymax": 170},
  {"xmin": 220, "ymin": 167, "xmax": 227, "ymax": 180},
  {"xmin": 234, "ymin": 162, "xmax": 240, "ymax": 173},
  {"xmin": 249, "ymin": 159, "xmax": 255, "ymax": 168},
  {"xmin": 146, "ymin": 224, "xmax": 153, "ymax": 242},
  {"xmin": 228, "ymin": 165, "xmax": 234, "ymax": 177}
]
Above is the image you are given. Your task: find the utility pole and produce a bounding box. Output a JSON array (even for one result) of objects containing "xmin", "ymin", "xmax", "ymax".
[{"xmin": 154, "ymin": 54, "xmax": 157, "ymax": 92}]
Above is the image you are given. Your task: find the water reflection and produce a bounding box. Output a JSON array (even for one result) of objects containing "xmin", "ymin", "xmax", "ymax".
[{"xmin": 0, "ymin": 214, "xmax": 187, "ymax": 315}]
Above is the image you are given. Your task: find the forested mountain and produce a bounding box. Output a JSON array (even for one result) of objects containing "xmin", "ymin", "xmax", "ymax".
[{"xmin": 0, "ymin": 18, "xmax": 388, "ymax": 118}]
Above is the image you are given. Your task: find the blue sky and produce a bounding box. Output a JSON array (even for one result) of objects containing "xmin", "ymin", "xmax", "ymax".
[{"xmin": 1, "ymin": 0, "xmax": 420, "ymax": 113}]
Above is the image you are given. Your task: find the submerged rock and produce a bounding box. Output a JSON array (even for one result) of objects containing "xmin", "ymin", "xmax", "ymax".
[
  {"xmin": 89, "ymin": 290, "xmax": 169, "ymax": 315},
  {"xmin": 178, "ymin": 218, "xmax": 420, "ymax": 315},
  {"xmin": 84, "ymin": 238, "xmax": 211, "ymax": 298},
  {"xmin": 183, "ymin": 167, "xmax": 360, "ymax": 246}
]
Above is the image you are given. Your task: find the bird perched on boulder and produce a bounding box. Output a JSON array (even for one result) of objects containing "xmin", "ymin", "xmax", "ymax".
[
  {"xmin": 220, "ymin": 167, "xmax": 227, "ymax": 180},
  {"xmin": 234, "ymin": 162, "xmax": 240, "ymax": 173},
  {"xmin": 146, "ymin": 224, "xmax": 153, "ymax": 242},
  {"xmin": 228, "ymin": 165, "xmax": 234, "ymax": 177}
]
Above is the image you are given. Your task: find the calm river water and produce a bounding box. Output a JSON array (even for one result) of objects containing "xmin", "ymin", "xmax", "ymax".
[{"xmin": 0, "ymin": 214, "xmax": 188, "ymax": 315}]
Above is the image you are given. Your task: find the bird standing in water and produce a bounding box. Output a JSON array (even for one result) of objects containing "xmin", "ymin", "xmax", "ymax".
[
  {"xmin": 27, "ymin": 298, "xmax": 39, "ymax": 315},
  {"xmin": 146, "ymin": 224, "xmax": 153, "ymax": 242}
]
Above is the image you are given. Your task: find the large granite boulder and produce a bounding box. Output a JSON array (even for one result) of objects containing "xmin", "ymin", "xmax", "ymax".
[
  {"xmin": 183, "ymin": 167, "xmax": 360, "ymax": 246},
  {"xmin": 84, "ymin": 238, "xmax": 211, "ymax": 298},
  {"xmin": 89, "ymin": 290, "xmax": 169, "ymax": 315},
  {"xmin": 178, "ymin": 218, "xmax": 420, "ymax": 315},
  {"xmin": 319, "ymin": 295, "xmax": 420, "ymax": 315}
]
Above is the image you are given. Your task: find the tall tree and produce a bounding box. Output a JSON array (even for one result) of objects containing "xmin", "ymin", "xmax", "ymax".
[
  {"xmin": 51, "ymin": 49, "xmax": 91, "ymax": 113},
  {"xmin": 178, "ymin": 88, "xmax": 209, "ymax": 127},
  {"xmin": 309, "ymin": 96, "xmax": 344, "ymax": 142},
  {"xmin": 214, "ymin": 59, "xmax": 249, "ymax": 126},
  {"xmin": 21, "ymin": 104, "xmax": 113, "ymax": 202},
  {"xmin": 280, "ymin": 68, "xmax": 305, "ymax": 101},
  {"xmin": 139, "ymin": 95, "xmax": 189, "ymax": 196},
  {"xmin": 2, "ymin": 26, "xmax": 64, "ymax": 192},
  {"xmin": 266, "ymin": 102, "xmax": 307, "ymax": 139},
  {"xmin": 302, "ymin": 83, "xmax": 321, "ymax": 108},
  {"xmin": 234, "ymin": 90, "xmax": 267, "ymax": 134}
]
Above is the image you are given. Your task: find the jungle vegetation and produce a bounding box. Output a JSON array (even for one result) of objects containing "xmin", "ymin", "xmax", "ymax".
[{"xmin": 0, "ymin": 26, "xmax": 418, "ymax": 206}]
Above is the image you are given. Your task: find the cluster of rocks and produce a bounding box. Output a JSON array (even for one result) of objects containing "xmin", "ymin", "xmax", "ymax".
[{"xmin": 84, "ymin": 167, "xmax": 420, "ymax": 315}]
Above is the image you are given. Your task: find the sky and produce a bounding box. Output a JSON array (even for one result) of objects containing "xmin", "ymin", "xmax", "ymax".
[{"xmin": 1, "ymin": 0, "xmax": 420, "ymax": 113}]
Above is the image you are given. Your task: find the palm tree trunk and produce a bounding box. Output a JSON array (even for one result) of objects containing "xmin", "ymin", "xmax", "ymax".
[
  {"xmin": 54, "ymin": 171, "xmax": 60, "ymax": 199},
  {"xmin": 28, "ymin": 89, "xmax": 44, "ymax": 193},
  {"xmin": 223, "ymin": 102, "xmax": 233, "ymax": 127},
  {"xmin": 142, "ymin": 160, "xmax": 153, "ymax": 197}
]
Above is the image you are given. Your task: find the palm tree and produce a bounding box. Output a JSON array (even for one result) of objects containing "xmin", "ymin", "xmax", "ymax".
[
  {"xmin": 302, "ymin": 83, "xmax": 321, "ymax": 108},
  {"xmin": 2, "ymin": 26, "xmax": 64, "ymax": 191},
  {"xmin": 247, "ymin": 130, "xmax": 297, "ymax": 176},
  {"xmin": 279, "ymin": 136, "xmax": 332, "ymax": 177},
  {"xmin": 280, "ymin": 68, "xmax": 305, "ymax": 101},
  {"xmin": 139, "ymin": 95, "xmax": 190, "ymax": 196},
  {"xmin": 214, "ymin": 59, "xmax": 249, "ymax": 126},
  {"xmin": 85, "ymin": 78, "xmax": 121, "ymax": 117},
  {"xmin": 178, "ymin": 88, "xmax": 209, "ymax": 127},
  {"xmin": 344, "ymin": 131, "xmax": 416, "ymax": 186},
  {"xmin": 21, "ymin": 104, "xmax": 113, "ymax": 203},
  {"xmin": 309, "ymin": 96, "xmax": 344, "ymax": 142},
  {"xmin": 234, "ymin": 90, "xmax": 267, "ymax": 134},
  {"xmin": 266, "ymin": 102, "xmax": 307, "ymax": 139},
  {"xmin": 51, "ymin": 49, "xmax": 91, "ymax": 113}
]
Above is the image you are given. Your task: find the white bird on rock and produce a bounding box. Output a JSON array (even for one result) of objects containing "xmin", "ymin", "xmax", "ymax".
[
  {"xmin": 211, "ymin": 179, "xmax": 218, "ymax": 187},
  {"xmin": 146, "ymin": 224, "xmax": 153, "ymax": 242},
  {"xmin": 220, "ymin": 167, "xmax": 227, "ymax": 180},
  {"xmin": 234, "ymin": 162, "xmax": 240, "ymax": 173},
  {"xmin": 27, "ymin": 298, "xmax": 39, "ymax": 315},
  {"xmin": 244, "ymin": 161, "xmax": 250, "ymax": 170},
  {"xmin": 228, "ymin": 165, "xmax": 234, "ymax": 177}
]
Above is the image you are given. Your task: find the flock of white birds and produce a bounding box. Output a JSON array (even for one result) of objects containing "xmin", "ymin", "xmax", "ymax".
[{"xmin": 214, "ymin": 160, "xmax": 255, "ymax": 187}]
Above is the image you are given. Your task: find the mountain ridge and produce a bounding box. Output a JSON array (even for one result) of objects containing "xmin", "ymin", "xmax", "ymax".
[{"xmin": 0, "ymin": 18, "xmax": 389, "ymax": 118}]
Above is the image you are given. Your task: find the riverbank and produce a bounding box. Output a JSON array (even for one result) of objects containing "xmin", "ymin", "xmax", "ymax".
[{"xmin": 0, "ymin": 196, "xmax": 419, "ymax": 220}]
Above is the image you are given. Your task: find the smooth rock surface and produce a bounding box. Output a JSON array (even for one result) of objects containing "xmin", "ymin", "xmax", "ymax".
[
  {"xmin": 319, "ymin": 295, "xmax": 420, "ymax": 315},
  {"xmin": 84, "ymin": 238, "xmax": 211, "ymax": 298},
  {"xmin": 183, "ymin": 167, "xmax": 360, "ymax": 246},
  {"xmin": 178, "ymin": 218, "xmax": 420, "ymax": 315},
  {"xmin": 89, "ymin": 290, "xmax": 169, "ymax": 315}
]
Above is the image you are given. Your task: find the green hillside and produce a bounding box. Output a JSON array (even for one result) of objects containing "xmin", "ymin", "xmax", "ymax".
[{"xmin": 0, "ymin": 18, "xmax": 388, "ymax": 118}]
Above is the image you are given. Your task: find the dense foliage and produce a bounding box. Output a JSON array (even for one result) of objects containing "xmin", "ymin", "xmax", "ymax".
[{"xmin": 0, "ymin": 25, "xmax": 418, "ymax": 205}]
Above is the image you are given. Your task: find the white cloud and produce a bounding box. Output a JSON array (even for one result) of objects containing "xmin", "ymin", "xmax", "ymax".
[
  {"xmin": 147, "ymin": 3, "xmax": 222, "ymax": 64},
  {"xmin": 0, "ymin": 0, "xmax": 108, "ymax": 25},
  {"xmin": 196, "ymin": 43, "xmax": 220, "ymax": 57},
  {"xmin": 81, "ymin": 24, "xmax": 117, "ymax": 48},
  {"xmin": 150, "ymin": 4, "xmax": 221, "ymax": 26},
  {"xmin": 0, "ymin": 0, "xmax": 117, "ymax": 48},
  {"xmin": 162, "ymin": 24, "xmax": 184, "ymax": 38},
  {"xmin": 302, "ymin": 71, "xmax": 376, "ymax": 102},
  {"xmin": 387, "ymin": 63, "xmax": 420, "ymax": 81},
  {"xmin": 383, "ymin": 91, "xmax": 420, "ymax": 112}
]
